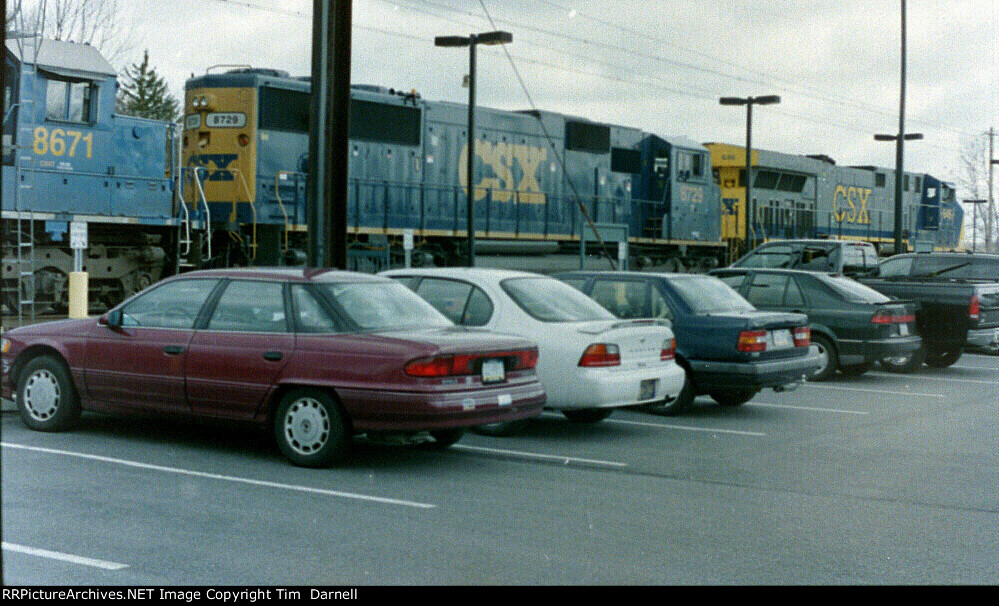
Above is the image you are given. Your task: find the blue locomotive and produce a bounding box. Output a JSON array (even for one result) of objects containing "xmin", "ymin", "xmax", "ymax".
[{"xmin": 3, "ymin": 37, "xmax": 177, "ymax": 313}]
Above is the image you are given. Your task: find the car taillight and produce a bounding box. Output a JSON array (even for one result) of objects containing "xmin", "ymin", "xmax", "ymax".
[
  {"xmin": 872, "ymin": 313, "xmax": 915, "ymax": 324},
  {"xmin": 405, "ymin": 349, "xmax": 539, "ymax": 377},
  {"xmin": 737, "ymin": 330, "xmax": 767, "ymax": 352},
  {"xmin": 969, "ymin": 295, "xmax": 980, "ymax": 321},
  {"xmin": 405, "ymin": 355, "xmax": 458, "ymax": 377},
  {"xmin": 661, "ymin": 338, "xmax": 676, "ymax": 361},
  {"xmin": 579, "ymin": 343, "xmax": 621, "ymax": 367},
  {"xmin": 793, "ymin": 326, "xmax": 811, "ymax": 347}
]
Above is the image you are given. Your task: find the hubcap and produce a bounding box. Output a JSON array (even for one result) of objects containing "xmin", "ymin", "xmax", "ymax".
[
  {"xmin": 814, "ymin": 343, "xmax": 829, "ymax": 375},
  {"xmin": 24, "ymin": 369, "xmax": 60, "ymax": 421},
  {"xmin": 283, "ymin": 397, "xmax": 331, "ymax": 456}
]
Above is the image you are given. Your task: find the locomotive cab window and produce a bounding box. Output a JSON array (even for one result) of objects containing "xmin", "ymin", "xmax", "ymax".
[{"xmin": 45, "ymin": 76, "xmax": 95, "ymax": 123}]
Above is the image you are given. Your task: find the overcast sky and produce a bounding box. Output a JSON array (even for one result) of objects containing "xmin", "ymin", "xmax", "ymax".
[{"xmin": 19, "ymin": 0, "xmax": 999, "ymax": 194}]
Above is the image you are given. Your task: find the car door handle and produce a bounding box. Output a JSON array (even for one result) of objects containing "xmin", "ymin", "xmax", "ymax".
[
  {"xmin": 263, "ymin": 351, "xmax": 283, "ymax": 362},
  {"xmin": 163, "ymin": 345, "xmax": 185, "ymax": 355}
]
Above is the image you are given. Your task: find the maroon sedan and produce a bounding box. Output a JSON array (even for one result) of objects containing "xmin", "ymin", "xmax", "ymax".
[{"xmin": 1, "ymin": 268, "xmax": 545, "ymax": 467}]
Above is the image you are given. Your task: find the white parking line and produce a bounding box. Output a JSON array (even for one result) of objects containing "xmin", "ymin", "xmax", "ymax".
[
  {"xmin": 607, "ymin": 418, "xmax": 767, "ymax": 436},
  {"xmin": 747, "ymin": 402, "xmax": 869, "ymax": 415},
  {"xmin": 452, "ymin": 444, "xmax": 628, "ymax": 468},
  {"xmin": 805, "ymin": 384, "xmax": 946, "ymax": 398},
  {"xmin": 1, "ymin": 443, "xmax": 436, "ymax": 510},
  {"xmin": 869, "ymin": 372, "xmax": 999, "ymax": 385},
  {"xmin": 2, "ymin": 542, "xmax": 128, "ymax": 570}
]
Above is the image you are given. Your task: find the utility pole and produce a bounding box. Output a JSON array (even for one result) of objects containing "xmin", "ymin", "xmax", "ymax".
[{"xmin": 987, "ymin": 128, "xmax": 997, "ymax": 253}]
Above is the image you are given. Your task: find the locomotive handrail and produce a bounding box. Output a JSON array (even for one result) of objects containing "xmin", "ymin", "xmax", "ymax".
[
  {"xmin": 273, "ymin": 172, "xmax": 296, "ymax": 253},
  {"xmin": 190, "ymin": 167, "xmax": 212, "ymax": 262}
]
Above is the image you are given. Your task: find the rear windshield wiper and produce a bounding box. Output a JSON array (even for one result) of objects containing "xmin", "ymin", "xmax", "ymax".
[{"xmin": 915, "ymin": 261, "xmax": 971, "ymax": 278}]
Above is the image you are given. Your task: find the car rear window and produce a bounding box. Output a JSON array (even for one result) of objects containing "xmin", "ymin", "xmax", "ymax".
[
  {"xmin": 912, "ymin": 256, "xmax": 999, "ymax": 280},
  {"xmin": 319, "ymin": 281, "xmax": 452, "ymax": 331},
  {"xmin": 501, "ymin": 277, "xmax": 615, "ymax": 322},
  {"xmin": 667, "ymin": 275, "xmax": 755, "ymax": 314},
  {"xmin": 817, "ymin": 274, "xmax": 891, "ymax": 303}
]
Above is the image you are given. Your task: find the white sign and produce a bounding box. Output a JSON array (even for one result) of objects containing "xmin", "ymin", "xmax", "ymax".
[
  {"xmin": 69, "ymin": 221, "xmax": 87, "ymax": 249},
  {"xmin": 402, "ymin": 229, "xmax": 414, "ymax": 251},
  {"xmin": 205, "ymin": 112, "xmax": 247, "ymax": 128}
]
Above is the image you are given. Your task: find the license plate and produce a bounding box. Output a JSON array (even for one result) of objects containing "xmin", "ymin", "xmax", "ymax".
[
  {"xmin": 770, "ymin": 329, "xmax": 793, "ymax": 349},
  {"xmin": 898, "ymin": 323, "xmax": 909, "ymax": 336},
  {"xmin": 481, "ymin": 358, "xmax": 505, "ymax": 384},
  {"xmin": 639, "ymin": 379, "xmax": 657, "ymax": 401}
]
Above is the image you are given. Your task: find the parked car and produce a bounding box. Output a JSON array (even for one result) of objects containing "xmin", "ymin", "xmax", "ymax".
[
  {"xmin": 730, "ymin": 239, "xmax": 880, "ymax": 277},
  {"xmin": 0, "ymin": 268, "xmax": 546, "ymax": 467},
  {"xmin": 710, "ymin": 268, "xmax": 921, "ymax": 380},
  {"xmin": 380, "ymin": 268, "xmax": 685, "ymax": 431},
  {"xmin": 554, "ymin": 271, "xmax": 822, "ymax": 414},
  {"xmin": 858, "ymin": 253, "xmax": 999, "ymax": 371}
]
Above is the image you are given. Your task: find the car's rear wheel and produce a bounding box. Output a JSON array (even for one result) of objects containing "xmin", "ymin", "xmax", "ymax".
[
  {"xmin": 16, "ymin": 355, "xmax": 81, "ymax": 432},
  {"xmin": 562, "ymin": 408, "xmax": 613, "ymax": 423},
  {"xmin": 471, "ymin": 420, "xmax": 527, "ymax": 437},
  {"xmin": 924, "ymin": 346, "xmax": 962, "ymax": 368},
  {"xmin": 641, "ymin": 368, "xmax": 694, "ymax": 416},
  {"xmin": 810, "ymin": 335, "xmax": 838, "ymax": 381},
  {"xmin": 274, "ymin": 388, "xmax": 348, "ymax": 467},
  {"xmin": 709, "ymin": 388, "xmax": 759, "ymax": 407}
]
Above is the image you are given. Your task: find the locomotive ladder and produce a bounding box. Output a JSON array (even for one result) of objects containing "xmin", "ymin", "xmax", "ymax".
[{"xmin": 7, "ymin": 36, "xmax": 41, "ymax": 323}]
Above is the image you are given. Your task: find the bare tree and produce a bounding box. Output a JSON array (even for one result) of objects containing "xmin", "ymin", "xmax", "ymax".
[
  {"xmin": 20, "ymin": 0, "xmax": 136, "ymax": 64},
  {"xmin": 956, "ymin": 135, "xmax": 998, "ymax": 253}
]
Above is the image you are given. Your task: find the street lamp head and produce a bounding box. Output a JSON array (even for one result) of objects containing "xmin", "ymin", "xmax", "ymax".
[
  {"xmin": 719, "ymin": 97, "xmax": 748, "ymax": 106},
  {"xmin": 475, "ymin": 31, "xmax": 513, "ymax": 46},
  {"xmin": 753, "ymin": 95, "xmax": 781, "ymax": 105},
  {"xmin": 874, "ymin": 134, "xmax": 897, "ymax": 141},
  {"xmin": 435, "ymin": 35, "xmax": 471, "ymax": 47}
]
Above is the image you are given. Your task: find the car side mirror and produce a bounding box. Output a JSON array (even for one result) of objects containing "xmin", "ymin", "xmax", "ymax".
[{"xmin": 100, "ymin": 310, "xmax": 124, "ymax": 328}]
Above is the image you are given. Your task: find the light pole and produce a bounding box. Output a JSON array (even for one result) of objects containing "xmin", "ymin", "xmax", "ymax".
[
  {"xmin": 719, "ymin": 95, "xmax": 780, "ymax": 246},
  {"xmin": 435, "ymin": 30, "xmax": 512, "ymax": 267},
  {"xmin": 874, "ymin": 0, "xmax": 922, "ymax": 255}
]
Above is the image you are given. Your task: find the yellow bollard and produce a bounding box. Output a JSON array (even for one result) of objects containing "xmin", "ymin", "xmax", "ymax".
[{"xmin": 68, "ymin": 271, "xmax": 89, "ymax": 318}]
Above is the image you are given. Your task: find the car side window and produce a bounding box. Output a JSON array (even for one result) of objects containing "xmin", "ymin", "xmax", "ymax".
[
  {"xmin": 119, "ymin": 279, "xmax": 220, "ymax": 329},
  {"xmin": 208, "ymin": 280, "xmax": 288, "ymax": 333},
  {"xmin": 649, "ymin": 285, "xmax": 673, "ymax": 321},
  {"xmin": 745, "ymin": 273, "xmax": 790, "ymax": 307},
  {"xmin": 799, "ymin": 245, "xmax": 836, "ymax": 270},
  {"xmin": 785, "ymin": 276, "xmax": 806, "ymax": 307},
  {"xmin": 462, "ymin": 286, "xmax": 494, "ymax": 326},
  {"xmin": 415, "ymin": 278, "xmax": 474, "ymax": 324},
  {"xmin": 740, "ymin": 244, "xmax": 793, "ymax": 268},
  {"xmin": 715, "ymin": 273, "xmax": 747, "ymax": 292},
  {"xmin": 591, "ymin": 279, "xmax": 647, "ymax": 319},
  {"xmin": 291, "ymin": 285, "xmax": 344, "ymax": 333}
]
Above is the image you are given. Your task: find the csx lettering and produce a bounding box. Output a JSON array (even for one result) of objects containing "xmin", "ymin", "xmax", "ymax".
[
  {"xmin": 459, "ymin": 141, "xmax": 548, "ymax": 204},
  {"xmin": 32, "ymin": 126, "xmax": 93, "ymax": 159},
  {"xmin": 189, "ymin": 154, "xmax": 238, "ymax": 181},
  {"xmin": 832, "ymin": 185, "xmax": 871, "ymax": 224}
]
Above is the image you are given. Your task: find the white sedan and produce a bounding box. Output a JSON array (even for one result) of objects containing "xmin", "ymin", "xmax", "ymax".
[{"xmin": 381, "ymin": 268, "xmax": 685, "ymax": 429}]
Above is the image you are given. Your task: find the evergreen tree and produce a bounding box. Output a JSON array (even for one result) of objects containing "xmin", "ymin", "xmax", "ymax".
[{"xmin": 117, "ymin": 50, "xmax": 179, "ymax": 122}]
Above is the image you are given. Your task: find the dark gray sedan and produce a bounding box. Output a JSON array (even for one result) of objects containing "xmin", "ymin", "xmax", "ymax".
[{"xmin": 711, "ymin": 268, "xmax": 921, "ymax": 380}]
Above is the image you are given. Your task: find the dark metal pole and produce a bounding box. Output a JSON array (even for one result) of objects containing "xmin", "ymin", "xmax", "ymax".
[
  {"xmin": 307, "ymin": 0, "xmax": 352, "ymax": 269},
  {"xmin": 745, "ymin": 102, "xmax": 753, "ymax": 243},
  {"xmin": 466, "ymin": 36, "xmax": 477, "ymax": 267},
  {"xmin": 893, "ymin": 0, "xmax": 907, "ymax": 254}
]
